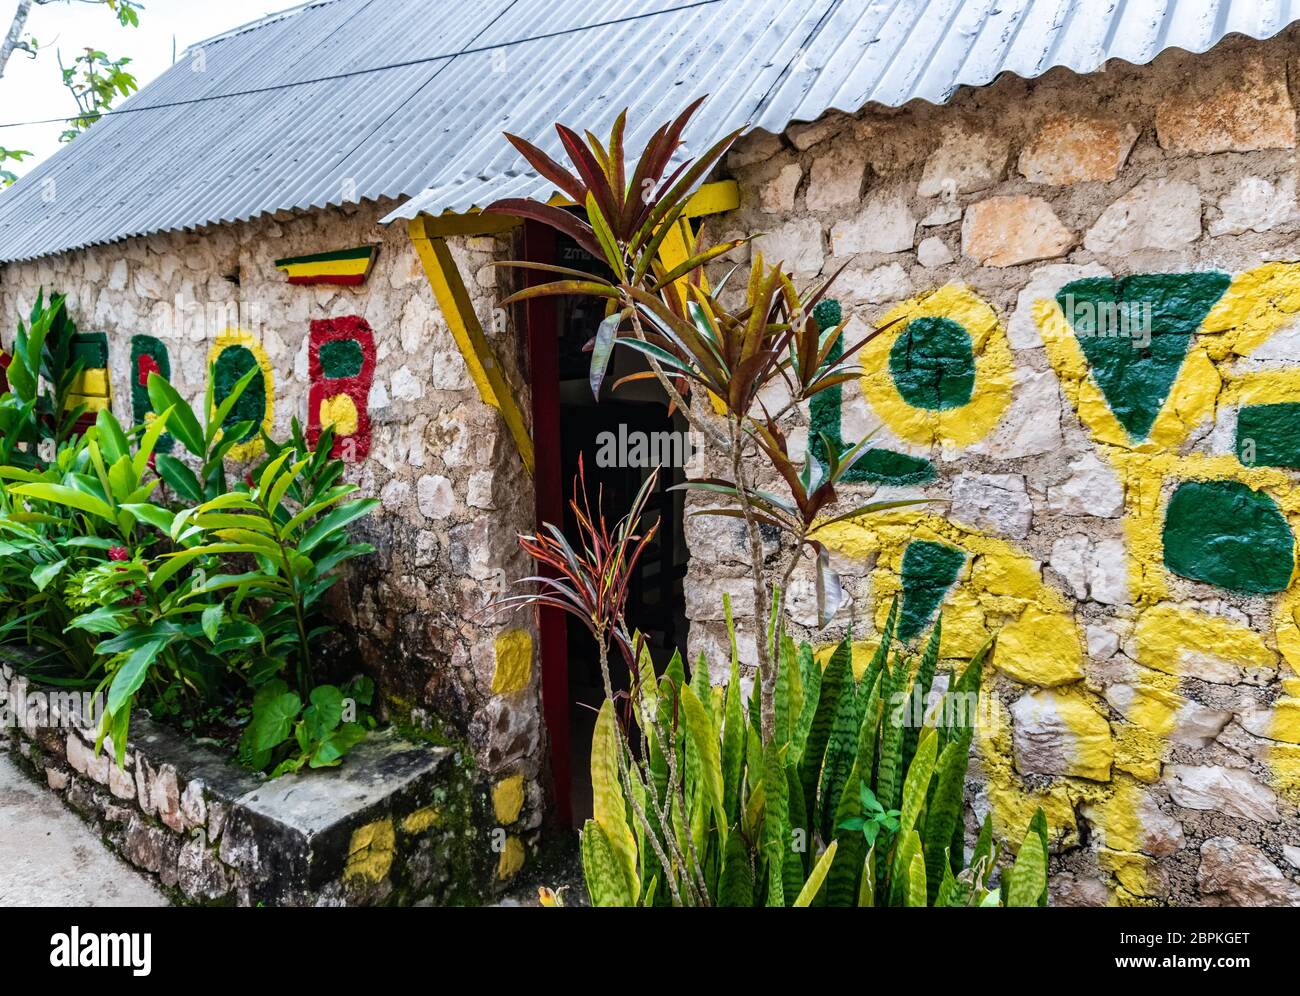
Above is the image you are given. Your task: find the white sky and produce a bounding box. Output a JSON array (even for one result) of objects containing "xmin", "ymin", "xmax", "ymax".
[{"xmin": 1, "ymin": 0, "xmax": 302, "ymax": 179}]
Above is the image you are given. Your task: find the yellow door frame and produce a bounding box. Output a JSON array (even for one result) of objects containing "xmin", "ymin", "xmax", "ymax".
[{"xmin": 407, "ymin": 179, "xmax": 740, "ymax": 475}]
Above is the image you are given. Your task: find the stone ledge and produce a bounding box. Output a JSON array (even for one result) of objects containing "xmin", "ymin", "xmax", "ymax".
[{"xmin": 0, "ymin": 651, "xmax": 491, "ymax": 906}]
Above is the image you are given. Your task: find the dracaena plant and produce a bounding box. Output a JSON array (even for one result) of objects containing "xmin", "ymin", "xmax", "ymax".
[
  {"xmin": 487, "ymin": 106, "xmax": 911, "ymax": 746},
  {"xmin": 496, "ymin": 460, "xmax": 711, "ymax": 906}
]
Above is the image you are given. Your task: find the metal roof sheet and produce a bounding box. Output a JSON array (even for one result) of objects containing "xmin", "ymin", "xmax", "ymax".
[{"xmin": 1, "ymin": 0, "xmax": 1296, "ymax": 261}]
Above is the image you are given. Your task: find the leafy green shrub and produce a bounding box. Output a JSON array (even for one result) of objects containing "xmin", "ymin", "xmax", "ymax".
[
  {"xmin": 240, "ymin": 675, "xmax": 374, "ymax": 776},
  {"xmin": 579, "ymin": 603, "xmax": 1048, "ymax": 908},
  {"xmin": 0, "ymin": 293, "xmax": 379, "ymax": 774}
]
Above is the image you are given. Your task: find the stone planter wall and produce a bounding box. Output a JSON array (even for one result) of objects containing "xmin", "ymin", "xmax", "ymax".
[{"xmin": 0, "ymin": 659, "xmax": 492, "ymax": 905}]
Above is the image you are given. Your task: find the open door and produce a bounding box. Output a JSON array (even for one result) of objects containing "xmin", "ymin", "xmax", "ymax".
[{"xmin": 522, "ymin": 219, "xmax": 689, "ymax": 827}]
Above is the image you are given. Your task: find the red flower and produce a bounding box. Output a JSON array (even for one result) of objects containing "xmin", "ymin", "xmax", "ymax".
[
  {"xmin": 244, "ymin": 471, "xmax": 255, "ymax": 488},
  {"xmin": 109, "ymin": 546, "xmax": 129, "ymax": 562}
]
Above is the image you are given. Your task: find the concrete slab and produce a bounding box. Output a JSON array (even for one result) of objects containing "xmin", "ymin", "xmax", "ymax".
[{"xmin": 0, "ymin": 749, "xmax": 168, "ymax": 907}]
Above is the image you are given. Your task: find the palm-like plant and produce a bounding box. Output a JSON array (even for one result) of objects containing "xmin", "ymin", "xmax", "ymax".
[{"xmin": 487, "ymin": 105, "xmax": 912, "ymax": 746}]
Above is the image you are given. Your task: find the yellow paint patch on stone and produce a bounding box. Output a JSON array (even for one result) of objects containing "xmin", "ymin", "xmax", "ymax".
[
  {"xmin": 318, "ymin": 392, "xmax": 359, "ymax": 436},
  {"xmin": 977, "ymin": 695, "xmax": 1081, "ymax": 848},
  {"xmin": 1266, "ymin": 743, "xmax": 1300, "ymax": 801},
  {"xmin": 816, "ymin": 508, "xmax": 1083, "ymax": 684},
  {"xmin": 491, "ymin": 629, "xmax": 534, "ymax": 695},
  {"xmin": 492, "ymin": 775, "xmax": 525, "ymax": 825},
  {"xmin": 995, "ymin": 605, "xmax": 1084, "ymax": 687},
  {"xmin": 344, "ymin": 818, "xmax": 396, "ymax": 884},
  {"xmin": 400, "ymin": 806, "xmax": 442, "ymax": 834},
  {"xmin": 497, "ymin": 835, "xmax": 525, "ymax": 881},
  {"xmin": 861, "ymin": 285, "xmax": 1013, "ymax": 449},
  {"xmin": 1269, "ymin": 700, "xmax": 1300, "ymax": 745},
  {"xmin": 1099, "ymin": 848, "xmax": 1157, "ymax": 897},
  {"xmin": 1201, "ymin": 262, "xmax": 1300, "ymax": 359},
  {"xmin": 1057, "ymin": 689, "xmax": 1114, "ymax": 780},
  {"xmin": 1135, "ymin": 604, "xmax": 1277, "ymax": 678}
]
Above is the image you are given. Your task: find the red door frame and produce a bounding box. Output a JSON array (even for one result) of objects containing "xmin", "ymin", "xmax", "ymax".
[{"xmin": 522, "ymin": 219, "xmax": 572, "ymax": 827}]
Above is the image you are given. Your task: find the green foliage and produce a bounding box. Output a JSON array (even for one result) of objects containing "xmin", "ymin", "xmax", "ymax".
[
  {"xmin": 239, "ymin": 675, "xmax": 374, "ymax": 776},
  {"xmin": 58, "ymin": 48, "xmax": 138, "ymax": 142},
  {"xmin": 0, "ymin": 293, "xmax": 378, "ymax": 775},
  {"xmin": 579, "ymin": 608, "xmax": 1050, "ymax": 908}
]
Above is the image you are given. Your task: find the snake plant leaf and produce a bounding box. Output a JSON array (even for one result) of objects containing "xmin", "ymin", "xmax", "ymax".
[
  {"xmin": 900, "ymin": 618, "xmax": 942, "ymax": 776},
  {"xmin": 971, "ymin": 812, "xmax": 995, "ymax": 887},
  {"xmin": 762, "ymin": 739, "xmax": 789, "ymax": 906},
  {"xmin": 721, "ymin": 650, "xmax": 745, "ymax": 825},
  {"xmin": 857, "ymin": 845, "xmax": 876, "ymax": 907},
  {"xmin": 793, "ymin": 840, "xmax": 838, "ymax": 907},
  {"xmin": 591, "ymin": 700, "xmax": 639, "ymax": 901},
  {"xmin": 1027, "ymin": 807, "xmax": 1050, "ymax": 907},
  {"xmin": 1005, "ymin": 820, "xmax": 1048, "ymax": 908},
  {"xmin": 818, "ymin": 652, "xmax": 869, "ymax": 840},
  {"xmin": 935, "ymin": 859, "xmax": 958, "ymax": 907},
  {"xmin": 906, "ymin": 846, "xmax": 928, "ymax": 907},
  {"xmin": 783, "ymin": 761, "xmax": 808, "ymax": 897},
  {"xmin": 792, "ymin": 639, "xmax": 820, "ymax": 763},
  {"xmin": 888, "ymin": 827, "xmax": 921, "ymax": 907},
  {"xmin": 922, "ymin": 737, "xmax": 969, "ymax": 904},
  {"xmin": 581, "ymin": 820, "xmax": 635, "ymax": 907},
  {"xmin": 799, "ymin": 635, "xmax": 851, "ymax": 825},
  {"xmin": 898, "ymin": 727, "xmax": 937, "ymax": 835},
  {"xmin": 875, "ymin": 679, "xmax": 907, "ymax": 813},
  {"xmin": 680, "ymin": 683, "xmax": 727, "ymax": 846},
  {"xmin": 719, "ymin": 829, "xmax": 755, "ymax": 907}
]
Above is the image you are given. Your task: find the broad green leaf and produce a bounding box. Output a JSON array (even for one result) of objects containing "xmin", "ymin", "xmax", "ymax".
[
  {"xmin": 146, "ymin": 373, "xmax": 203, "ymax": 455},
  {"xmin": 679, "ymin": 683, "xmax": 727, "ymax": 845},
  {"xmin": 7, "ymin": 483, "xmax": 114, "ymax": 521},
  {"xmin": 793, "ymin": 840, "xmax": 838, "ymax": 907},
  {"xmin": 591, "ymin": 699, "xmax": 639, "ymax": 901},
  {"xmin": 200, "ymin": 604, "xmax": 224, "ymax": 642},
  {"xmin": 31, "ymin": 559, "xmax": 67, "ymax": 592},
  {"xmin": 106, "ymin": 637, "xmax": 169, "ymax": 716}
]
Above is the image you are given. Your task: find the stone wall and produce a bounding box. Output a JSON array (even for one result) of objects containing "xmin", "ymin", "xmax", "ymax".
[
  {"xmin": 689, "ymin": 29, "xmax": 1300, "ymax": 906},
  {"xmin": 0, "ymin": 657, "xmax": 490, "ymax": 905},
  {"xmin": 0, "ymin": 199, "xmax": 546, "ymax": 883}
]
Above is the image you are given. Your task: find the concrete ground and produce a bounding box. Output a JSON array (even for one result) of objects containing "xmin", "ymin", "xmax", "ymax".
[{"xmin": 0, "ymin": 749, "xmax": 168, "ymax": 907}]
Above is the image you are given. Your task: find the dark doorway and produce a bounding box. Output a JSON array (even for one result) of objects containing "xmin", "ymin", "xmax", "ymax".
[{"xmin": 522, "ymin": 220, "xmax": 689, "ymax": 826}]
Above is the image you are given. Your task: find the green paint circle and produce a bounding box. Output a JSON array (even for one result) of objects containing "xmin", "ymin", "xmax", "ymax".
[
  {"xmin": 1162, "ymin": 479, "xmax": 1295, "ymax": 594},
  {"xmin": 319, "ymin": 339, "xmax": 364, "ymax": 379},
  {"xmin": 812, "ymin": 298, "xmax": 842, "ymax": 332},
  {"xmin": 214, "ymin": 345, "xmax": 266, "ymax": 442},
  {"xmin": 888, "ymin": 316, "xmax": 976, "ymax": 410}
]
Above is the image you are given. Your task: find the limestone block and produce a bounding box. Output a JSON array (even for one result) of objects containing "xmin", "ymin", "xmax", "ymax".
[{"xmin": 961, "ymin": 195, "xmax": 1075, "ymax": 267}]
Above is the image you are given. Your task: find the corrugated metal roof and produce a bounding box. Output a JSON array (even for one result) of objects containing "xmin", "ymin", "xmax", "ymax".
[{"xmin": 1, "ymin": 0, "xmax": 1296, "ymax": 261}]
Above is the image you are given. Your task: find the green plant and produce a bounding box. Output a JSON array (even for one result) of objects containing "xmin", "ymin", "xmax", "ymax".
[
  {"xmin": 57, "ymin": 47, "xmax": 137, "ymax": 142},
  {"xmin": 147, "ymin": 366, "xmax": 260, "ymax": 503},
  {"xmin": 0, "ymin": 359, "xmax": 378, "ymax": 772},
  {"xmin": 577, "ymin": 601, "xmax": 1049, "ymax": 907},
  {"xmin": 0, "ymin": 290, "xmax": 93, "ymax": 465},
  {"xmin": 838, "ymin": 784, "xmax": 899, "ymax": 850},
  {"xmin": 488, "ymin": 107, "xmax": 912, "ymax": 752},
  {"xmin": 239, "ymin": 675, "xmax": 374, "ymax": 776}
]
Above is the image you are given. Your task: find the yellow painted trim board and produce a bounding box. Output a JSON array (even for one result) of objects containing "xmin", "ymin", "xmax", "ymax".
[
  {"xmin": 408, "ymin": 217, "xmax": 535, "ymax": 475},
  {"xmin": 419, "ymin": 180, "xmax": 741, "ymax": 239}
]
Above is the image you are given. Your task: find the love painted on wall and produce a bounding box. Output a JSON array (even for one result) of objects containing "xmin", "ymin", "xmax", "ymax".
[{"xmin": 806, "ymin": 264, "xmax": 1300, "ymax": 904}]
